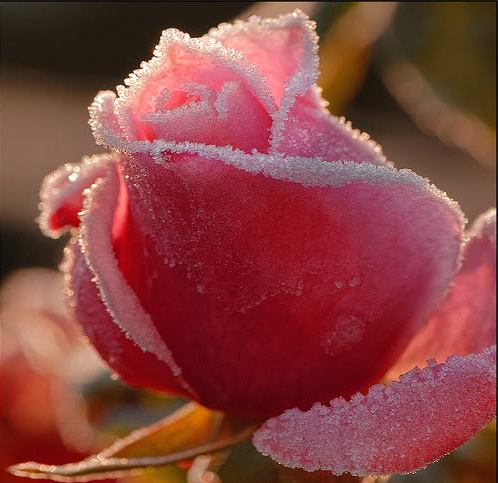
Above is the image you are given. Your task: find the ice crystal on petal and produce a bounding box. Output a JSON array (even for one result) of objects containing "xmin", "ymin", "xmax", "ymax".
[{"xmin": 253, "ymin": 346, "xmax": 497, "ymax": 476}]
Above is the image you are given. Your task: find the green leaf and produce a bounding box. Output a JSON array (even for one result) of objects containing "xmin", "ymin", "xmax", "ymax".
[{"xmin": 8, "ymin": 402, "xmax": 260, "ymax": 482}]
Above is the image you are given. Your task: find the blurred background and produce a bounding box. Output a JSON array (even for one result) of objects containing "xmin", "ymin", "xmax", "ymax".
[{"xmin": 1, "ymin": 2, "xmax": 496, "ymax": 483}]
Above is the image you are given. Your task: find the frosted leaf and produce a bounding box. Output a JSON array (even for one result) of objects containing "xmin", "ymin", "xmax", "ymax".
[{"xmin": 253, "ymin": 346, "xmax": 497, "ymax": 476}]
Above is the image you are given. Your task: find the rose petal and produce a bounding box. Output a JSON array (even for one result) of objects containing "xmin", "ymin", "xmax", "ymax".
[
  {"xmin": 62, "ymin": 237, "xmax": 191, "ymax": 397},
  {"xmin": 75, "ymin": 158, "xmax": 195, "ymax": 396},
  {"xmin": 89, "ymin": 28, "xmax": 275, "ymax": 152},
  {"xmin": 387, "ymin": 208, "xmax": 496, "ymax": 378},
  {"xmin": 208, "ymin": 9, "xmax": 323, "ymax": 153},
  {"xmin": 275, "ymin": 102, "xmax": 387, "ymax": 164},
  {"xmin": 38, "ymin": 153, "xmax": 117, "ymax": 238},
  {"xmin": 253, "ymin": 346, "xmax": 497, "ymax": 476},
  {"xmin": 113, "ymin": 143, "xmax": 463, "ymax": 417},
  {"xmin": 139, "ymin": 80, "xmax": 272, "ymax": 153},
  {"xmin": 213, "ymin": 81, "xmax": 272, "ymax": 153},
  {"xmin": 208, "ymin": 10, "xmax": 319, "ymax": 107}
]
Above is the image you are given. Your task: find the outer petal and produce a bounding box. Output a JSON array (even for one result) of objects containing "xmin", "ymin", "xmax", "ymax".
[
  {"xmin": 38, "ymin": 153, "xmax": 117, "ymax": 238},
  {"xmin": 388, "ymin": 208, "xmax": 496, "ymax": 378},
  {"xmin": 72, "ymin": 159, "xmax": 195, "ymax": 397},
  {"xmin": 113, "ymin": 141, "xmax": 463, "ymax": 417},
  {"xmin": 62, "ymin": 237, "xmax": 191, "ymax": 397},
  {"xmin": 275, "ymin": 102, "xmax": 388, "ymax": 165},
  {"xmin": 253, "ymin": 346, "xmax": 497, "ymax": 476}
]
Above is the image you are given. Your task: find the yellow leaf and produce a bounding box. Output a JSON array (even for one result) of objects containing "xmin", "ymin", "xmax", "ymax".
[{"xmin": 8, "ymin": 402, "xmax": 259, "ymax": 482}]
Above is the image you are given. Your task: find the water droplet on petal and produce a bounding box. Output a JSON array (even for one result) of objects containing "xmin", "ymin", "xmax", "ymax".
[
  {"xmin": 348, "ymin": 276, "xmax": 360, "ymax": 287},
  {"xmin": 321, "ymin": 314, "xmax": 366, "ymax": 356}
]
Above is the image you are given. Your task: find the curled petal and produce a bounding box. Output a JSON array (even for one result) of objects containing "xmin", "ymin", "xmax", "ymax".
[
  {"xmin": 38, "ymin": 153, "xmax": 117, "ymax": 238},
  {"xmin": 89, "ymin": 28, "xmax": 275, "ymax": 151},
  {"xmin": 140, "ymin": 81, "xmax": 272, "ymax": 153},
  {"xmin": 112, "ymin": 141, "xmax": 463, "ymax": 417},
  {"xmin": 388, "ymin": 208, "xmax": 496, "ymax": 377},
  {"xmin": 208, "ymin": 9, "xmax": 319, "ymax": 107},
  {"xmin": 253, "ymin": 346, "xmax": 497, "ymax": 476},
  {"xmin": 212, "ymin": 81, "xmax": 272, "ymax": 153},
  {"xmin": 62, "ymin": 237, "xmax": 192, "ymax": 397},
  {"xmin": 75, "ymin": 159, "xmax": 194, "ymax": 396},
  {"xmin": 208, "ymin": 9, "xmax": 323, "ymax": 152}
]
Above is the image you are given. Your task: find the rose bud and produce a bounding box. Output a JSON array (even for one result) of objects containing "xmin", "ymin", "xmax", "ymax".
[{"xmin": 38, "ymin": 10, "xmax": 496, "ymax": 477}]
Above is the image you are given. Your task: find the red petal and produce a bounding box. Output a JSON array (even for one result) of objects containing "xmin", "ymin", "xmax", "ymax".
[
  {"xmin": 275, "ymin": 102, "xmax": 387, "ymax": 164},
  {"xmin": 115, "ymin": 146, "xmax": 463, "ymax": 417},
  {"xmin": 62, "ymin": 237, "xmax": 191, "ymax": 397},
  {"xmin": 72, "ymin": 158, "xmax": 194, "ymax": 396},
  {"xmin": 388, "ymin": 208, "xmax": 496, "ymax": 378},
  {"xmin": 253, "ymin": 346, "xmax": 497, "ymax": 476},
  {"xmin": 38, "ymin": 153, "xmax": 116, "ymax": 238}
]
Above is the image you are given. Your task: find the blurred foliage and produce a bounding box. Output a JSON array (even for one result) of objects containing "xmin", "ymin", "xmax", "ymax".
[
  {"xmin": 313, "ymin": 1, "xmax": 496, "ymax": 167},
  {"xmin": 9, "ymin": 399, "xmax": 258, "ymax": 481},
  {"xmin": 388, "ymin": 2, "xmax": 496, "ymax": 130},
  {"xmin": 313, "ymin": 2, "xmax": 396, "ymax": 113}
]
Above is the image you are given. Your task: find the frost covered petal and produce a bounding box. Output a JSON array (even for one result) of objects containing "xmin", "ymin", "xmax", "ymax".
[
  {"xmin": 388, "ymin": 208, "xmax": 496, "ymax": 377},
  {"xmin": 111, "ymin": 143, "xmax": 463, "ymax": 417},
  {"xmin": 72, "ymin": 159, "xmax": 194, "ymax": 396},
  {"xmin": 275, "ymin": 102, "xmax": 387, "ymax": 164},
  {"xmin": 62, "ymin": 237, "xmax": 193, "ymax": 397},
  {"xmin": 208, "ymin": 9, "xmax": 319, "ymax": 108},
  {"xmin": 38, "ymin": 153, "xmax": 117, "ymax": 238},
  {"xmin": 253, "ymin": 346, "xmax": 497, "ymax": 476},
  {"xmin": 89, "ymin": 28, "xmax": 274, "ymax": 153}
]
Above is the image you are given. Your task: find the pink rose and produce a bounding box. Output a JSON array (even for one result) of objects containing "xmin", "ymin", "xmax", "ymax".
[{"xmin": 39, "ymin": 10, "xmax": 496, "ymax": 477}]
